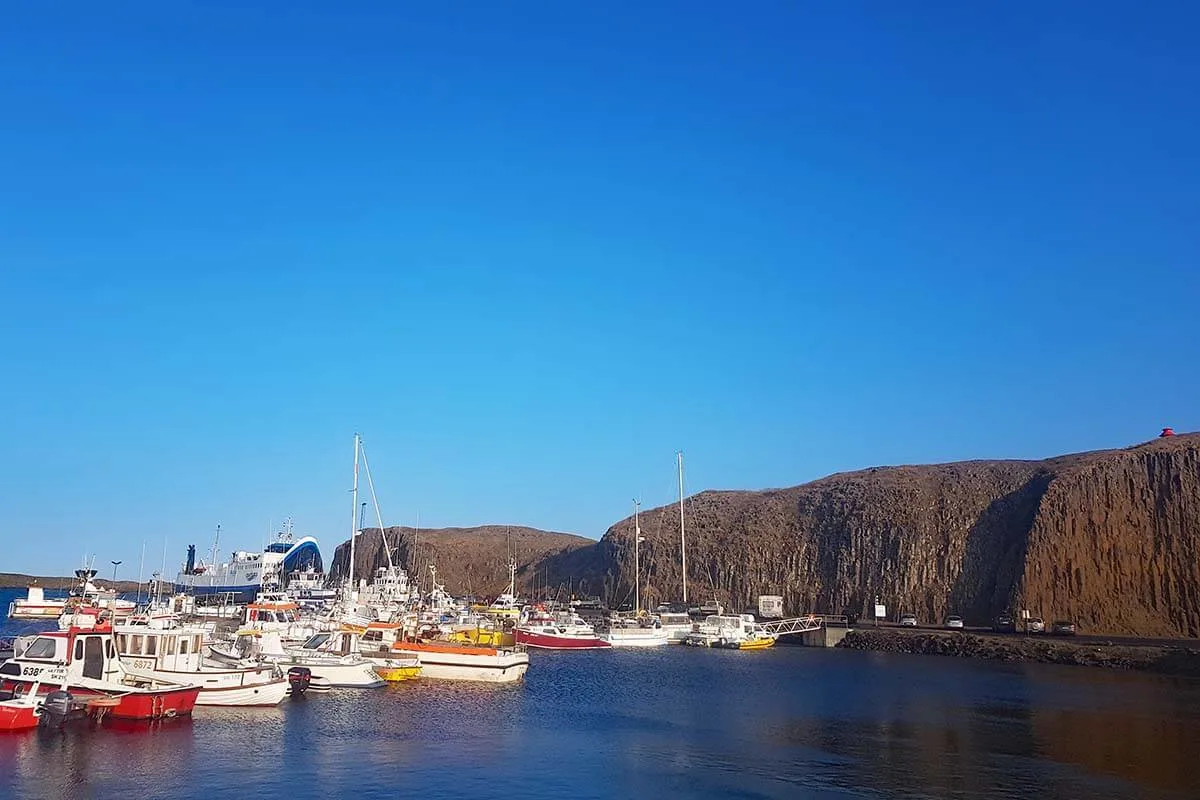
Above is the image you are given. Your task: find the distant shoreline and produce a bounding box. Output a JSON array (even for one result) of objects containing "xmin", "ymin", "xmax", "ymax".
[
  {"xmin": 837, "ymin": 628, "xmax": 1200, "ymax": 677},
  {"xmin": 0, "ymin": 573, "xmax": 146, "ymax": 593}
]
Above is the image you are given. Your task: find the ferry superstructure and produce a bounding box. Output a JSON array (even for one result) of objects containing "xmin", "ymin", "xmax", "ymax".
[{"xmin": 174, "ymin": 526, "xmax": 326, "ymax": 603}]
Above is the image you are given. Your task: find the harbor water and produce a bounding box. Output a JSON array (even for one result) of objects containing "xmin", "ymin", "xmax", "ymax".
[{"xmin": 3, "ymin": 588, "xmax": 1200, "ymax": 799}]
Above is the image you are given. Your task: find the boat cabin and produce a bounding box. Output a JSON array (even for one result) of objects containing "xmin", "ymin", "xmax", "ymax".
[
  {"xmin": 113, "ymin": 625, "xmax": 208, "ymax": 672},
  {"xmin": 244, "ymin": 600, "xmax": 300, "ymax": 627},
  {"xmin": 0, "ymin": 626, "xmax": 124, "ymax": 686}
]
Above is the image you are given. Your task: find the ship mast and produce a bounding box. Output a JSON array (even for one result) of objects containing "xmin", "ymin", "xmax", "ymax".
[
  {"xmin": 633, "ymin": 499, "xmax": 642, "ymax": 615},
  {"xmin": 677, "ymin": 450, "xmax": 688, "ymax": 605},
  {"xmin": 348, "ymin": 432, "xmax": 361, "ymax": 600}
]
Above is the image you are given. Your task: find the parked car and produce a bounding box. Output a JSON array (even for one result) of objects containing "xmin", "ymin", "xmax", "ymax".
[
  {"xmin": 945, "ymin": 615, "xmax": 965, "ymax": 629},
  {"xmin": 899, "ymin": 613, "xmax": 918, "ymax": 627},
  {"xmin": 1027, "ymin": 617, "xmax": 1045, "ymax": 633},
  {"xmin": 1050, "ymin": 620, "xmax": 1077, "ymax": 636},
  {"xmin": 993, "ymin": 614, "xmax": 1015, "ymax": 632}
]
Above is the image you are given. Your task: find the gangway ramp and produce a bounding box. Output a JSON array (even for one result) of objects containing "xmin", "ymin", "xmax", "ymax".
[{"xmin": 762, "ymin": 615, "xmax": 823, "ymax": 636}]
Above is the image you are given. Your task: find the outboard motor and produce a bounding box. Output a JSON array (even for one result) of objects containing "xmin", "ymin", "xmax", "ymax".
[
  {"xmin": 287, "ymin": 667, "xmax": 312, "ymax": 696},
  {"xmin": 40, "ymin": 690, "xmax": 79, "ymax": 726}
]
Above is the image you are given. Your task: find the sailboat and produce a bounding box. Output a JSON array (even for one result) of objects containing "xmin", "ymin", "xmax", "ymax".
[{"xmin": 602, "ymin": 500, "xmax": 668, "ymax": 647}]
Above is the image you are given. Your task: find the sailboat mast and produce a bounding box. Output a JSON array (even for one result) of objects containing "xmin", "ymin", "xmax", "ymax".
[
  {"xmin": 633, "ymin": 499, "xmax": 641, "ymax": 615},
  {"xmin": 678, "ymin": 450, "xmax": 688, "ymax": 604},
  {"xmin": 348, "ymin": 432, "xmax": 361, "ymax": 598}
]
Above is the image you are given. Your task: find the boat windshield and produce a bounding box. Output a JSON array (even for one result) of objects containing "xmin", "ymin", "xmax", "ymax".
[
  {"xmin": 301, "ymin": 633, "xmax": 331, "ymax": 650},
  {"xmin": 22, "ymin": 637, "xmax": 58, "ymax": 660}
]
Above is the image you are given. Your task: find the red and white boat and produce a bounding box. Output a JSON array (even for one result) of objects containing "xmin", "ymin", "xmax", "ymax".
[
  {"xmin": 114, "ymin": 619, "xmax": 289, "ymax": 707},
  {"xmin": 0, "ymin": 683, "xmax": 43, "ymax": 732},
  {"xmin": 515, "ymin": 609, "xmax": 611, "ymax": 650},
  {"xmin": 0, "ymin": 622, "xmax": 200, "ymax": 720}
]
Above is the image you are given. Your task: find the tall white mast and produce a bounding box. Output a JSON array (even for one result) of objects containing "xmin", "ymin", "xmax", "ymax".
[
  {"xmin": 677, "ymin": 451, "xmax": 688, "ymax": 604},
  {"xmin": 348, "ymin": 432, "xmax": 361, "ymax": 599},
  {"xmin": 633, "ymin": 499, "xmax": 641, "ymax": 615}
]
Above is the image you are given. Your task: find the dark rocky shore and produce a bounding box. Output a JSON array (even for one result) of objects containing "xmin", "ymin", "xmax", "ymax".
[{"xmin": 837, "ymin": 628, "xmax": 1200, "ymax": 677}]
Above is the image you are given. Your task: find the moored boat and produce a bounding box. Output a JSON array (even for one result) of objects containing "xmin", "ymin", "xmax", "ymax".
[
  {"xmin": 0, "ymin": 683, "xmax": 43, "ymax": 732},
  {"xmin": 515, "ymin": 609, "xmax": 611, "ymax": 650},
  {"xmin": 7, "ymin": 585, "xmax": 65, "ymax": 621},
  {"xmin": 389, "ymin": 639, "xmax": 529, "ymax": 683},
  {"xmin": 209, "ymin": 629, "xmax": 387, "ymax": 688},
  {"xmin": 114, "ymin": 620, "xmax": 289, "ymax": 706},
  {"xmin": 0, "ymin": 623, "xmax": 200, "ymax": 719},
  {"xmin": 684, "ymin": 614, "xmax": 777, "ymax": 649}
]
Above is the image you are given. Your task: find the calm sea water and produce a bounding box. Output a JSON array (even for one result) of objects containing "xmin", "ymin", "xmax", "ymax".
[{"xmin": 3, "ymin": 587, "xmax": 1200, "ymax": 799}]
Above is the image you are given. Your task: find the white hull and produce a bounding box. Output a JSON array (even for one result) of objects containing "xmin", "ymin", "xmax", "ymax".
[
  {"xmin": 272, "ymin": 658, "xmax": 384, "ymax": 688},
  {"xmin": 7, "ymin": 602, "xmax": 64, "ymax": 620},
  {"xmin": 403, "ymin": 651, "xmax": 528, "ymax": 684},
  {"xmin": 602, "ymin": 630, "xmax": 670, "ymax": 647},
  {"xmin": 124, "ymin": 665, "xmax": 288, "ymax": 707}
]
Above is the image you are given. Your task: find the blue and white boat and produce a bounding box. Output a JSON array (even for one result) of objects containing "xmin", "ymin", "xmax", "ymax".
[{"xmin": 174, "ymin": 525, "xmax": 326, "ymax": 603}]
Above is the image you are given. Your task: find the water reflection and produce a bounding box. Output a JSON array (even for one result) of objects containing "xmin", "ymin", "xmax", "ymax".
[{"xmin": 1, "ymin": 637, "xmax": 1198, "ymax": 800}]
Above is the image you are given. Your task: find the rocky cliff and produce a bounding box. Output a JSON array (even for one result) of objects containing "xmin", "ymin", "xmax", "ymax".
[
  {"xmin": 326, "ymin": 525, "xmax": 595, "ymax": 598},
  {"xmin": 548, "ymin": 433, "xmax": 1200, "ymax": 637}
]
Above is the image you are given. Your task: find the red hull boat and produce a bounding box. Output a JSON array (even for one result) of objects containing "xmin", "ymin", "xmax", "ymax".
[{"xmin": 0, "ymin": 623, "xmax": 200, "ymax": 721}]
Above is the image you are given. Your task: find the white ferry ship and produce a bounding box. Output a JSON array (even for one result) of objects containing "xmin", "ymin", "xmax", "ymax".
[{"xmin": 174, "ymin": 525, "xmax": 327, "ymax": 603}]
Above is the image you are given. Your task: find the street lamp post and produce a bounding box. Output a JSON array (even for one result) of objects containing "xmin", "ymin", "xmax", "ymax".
[{"xmin": 111, "ymin": 560, "xmax": 123, "ymax": 585}]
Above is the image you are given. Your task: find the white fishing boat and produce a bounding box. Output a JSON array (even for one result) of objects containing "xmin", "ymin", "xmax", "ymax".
[
  {"xmin": 114, "ymin": 620, "xmax": 289, "ymax": 707},
  {"xmin": 209, "ymin": 629, "xmax": 386, "ymax": 688},
  {"xmin": 7, "ymin": 585, "xmax": 65, "ymax": 620},
  {"xmin": 349, "ymin": 620, "xmax": 527, "ymax": 683},
  {"xmin": 656, "ymin": 612, "xmax": 696, "ymax": 644},
  {"xmin": 683, "ymin": 614, "xmax": 777, "ymax": 650}
]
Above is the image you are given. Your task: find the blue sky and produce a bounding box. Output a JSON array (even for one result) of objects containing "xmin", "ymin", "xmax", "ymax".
[{"xmin": 1, "ymin": 2, "xmax": 1196, "ymax": 576}]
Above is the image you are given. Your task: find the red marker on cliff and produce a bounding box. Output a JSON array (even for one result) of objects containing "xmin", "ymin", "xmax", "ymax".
[{"xmin": 1160, "ymin": 427, "xmax": 1175, "ymax": 437}]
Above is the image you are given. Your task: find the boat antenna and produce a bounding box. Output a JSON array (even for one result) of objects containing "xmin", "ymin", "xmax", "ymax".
[
  {"xmin": 358, "ymin": 439, "xmax": 394, "ymax": 570},
  {"xmin": 348, "ymin": 432, "xmax": 360, "ymax": 598},
  {"xmin": 210, "ymin": 524, "xmax": 221, "ymax": 571},
  {"xmin": 136, "ymin": 540, "xmax": 146, "ymax": 606}
]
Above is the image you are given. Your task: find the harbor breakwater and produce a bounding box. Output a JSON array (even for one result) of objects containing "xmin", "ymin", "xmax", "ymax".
[{"xmin": 836, "ymin": 628, "xmax": 1200, "ymax": 677}]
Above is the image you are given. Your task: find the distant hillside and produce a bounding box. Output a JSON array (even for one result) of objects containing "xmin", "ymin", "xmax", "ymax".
[
  {"xmin": 0, "ymin": 573, "xmax": 143, "ymax": 593},
  {"xmin": 327, "ymin": 525, "xmax": 596, "ymax": 598},
  {"xmin": 542, "ymin": 433, "xmax": 1200, "ymax": 637}
]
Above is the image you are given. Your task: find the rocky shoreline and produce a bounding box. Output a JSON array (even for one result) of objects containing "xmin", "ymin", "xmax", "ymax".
[{"xmin": 836, "ymin": 628, "xmax": 1200, "ymax": 677}]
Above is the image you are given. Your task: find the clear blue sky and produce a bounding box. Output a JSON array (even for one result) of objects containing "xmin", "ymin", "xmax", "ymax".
[{"xmin": 2, "ymin": 2, "xmax": 1196, "ymax": 576}]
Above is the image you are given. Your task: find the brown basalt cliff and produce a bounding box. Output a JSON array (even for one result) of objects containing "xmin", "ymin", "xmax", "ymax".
[
  {"xmin": 553, "ymin": 434, "xmax": 1200, "ymax": 637},
  {"xmin": 327, "ymin": 525, "xmax": 594, "ymax": 598}
]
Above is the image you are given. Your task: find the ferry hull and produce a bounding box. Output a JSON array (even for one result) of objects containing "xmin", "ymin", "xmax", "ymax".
[{"xmin": 515, "ymin": 629, "xmax": 611, "ymax": 650}]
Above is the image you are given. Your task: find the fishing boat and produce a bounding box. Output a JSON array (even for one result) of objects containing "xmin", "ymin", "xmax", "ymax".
[
  {"xmin": 209, "ymin": 629, "xmax": 388, "ymax": 688},
  {"xmin": 476, "ymin": 559, "xmax": 522, "ymax": 620},
  {"xmin": 7, "ymin": 585, "xmax": 65, "ymax": 621},
  {"xmin": 349, "ymin": 620, "xmax": 525, "ymax": 683},
  {"xmin": 0, "ymin": 623, "xmax": 200, "ymax": 719},
  {"xmin": 600, "ymin": 617, "xmax": 670, "ymax": 648},
  {"xmin": 0, "ymin": 682, "xmax": 43, "ymax": 732},
  {"xmin": 683, "ymin": 614, "xmax": 777, "ymax": 649},
  {"xmin": 113, "ymin": 620, "xmax": 289, "ymax": 706},
  {"xmin": 655, "ymin": 612, "xmax": 696, "ymax": 644},
  {"xmin": 389, "ymin": 639, "xmax": 529, "ymax": 683},
  {"xmin": 515, "ymin": 609, "xmax": 611, "ymax": 650}
]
